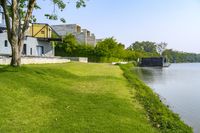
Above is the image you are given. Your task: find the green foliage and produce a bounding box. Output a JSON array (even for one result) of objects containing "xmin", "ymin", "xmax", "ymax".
[
  {"xmin": 124, "ymin": 50, "xmax": 159, "ymax": 62},
  {"xmin": 1, "ymin": 0, "xmax": 86, "ymax": 26},
  {"xmin": 95, "ymin": 57, "xmax": 121, "ymax": 63},
  {"xmin": 73, "ymin": 43, "xmax": 95, "ymax": 58},
  {"xmin": 56, "ymin": 37, "xmax": 160, "ymax": 63},
  {"xmin": 94, "ymin": 37, "xmax": 126, "ymax": 60},
  {"xmin": 156, "ymin": 42, "xmax": 167, "ymax": 55},
  {"xmin": 55, "ymin": 37, "xmax": 126, "ymax": 62},
  {"xmin": 44, "ymin": 0, "xmax": 86, "ymax": 22},
  {"xmin": 128, "ymin": 41, "xmax": 158, "ymax": 53},
  {"xmin": 163, "ymin": 49, "xmax": 200, "ymax": 63},
  {"xmin": 119, "ymin": 64, "xmax": 192, "ymax": 133},
  {"xmin": 76, "ymin": 0, "xmax": 86, "ymax": 8},
  {"xmin": 56, "ymin": 35, "xmax": 200, "ymax": 63},
  {"xmin": 52, "ymin": 31, "xmax": 60, "ymax": 39},
  {"xmin": 55, "ymin": 37, "xmax": 95, "ymax": 58},
  {"xmin": 58, "ymin": 33, "xmax": 78, "ymax": 55}
]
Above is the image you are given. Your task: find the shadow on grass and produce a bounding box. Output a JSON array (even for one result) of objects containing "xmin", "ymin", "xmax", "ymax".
[{"xmin": 0, "ymin": 65, "xmax": 23, "ymax": 73}]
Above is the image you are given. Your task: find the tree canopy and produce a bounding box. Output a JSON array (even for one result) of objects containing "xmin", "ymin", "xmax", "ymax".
[
  {"xmin": 163, "ymin": 49, "xmax": 200, "ymax": 63},
  {"xmin": 127, "ymin": 41, "xmax": 158, "ymax": 53},
  {"xmin": 157, "ymin": 42, "xmax": 167, "ymax": 55}
]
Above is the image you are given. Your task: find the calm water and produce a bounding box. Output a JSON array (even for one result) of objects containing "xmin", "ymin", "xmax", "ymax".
[{"xmin": 133, "ymin": 63, "xmax": 200, "ymax": 133}]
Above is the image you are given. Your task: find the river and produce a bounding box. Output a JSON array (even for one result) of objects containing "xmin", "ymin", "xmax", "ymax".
[{"xmin": 133, "ymin": 63, "xmax": 200, "ymax": 133}]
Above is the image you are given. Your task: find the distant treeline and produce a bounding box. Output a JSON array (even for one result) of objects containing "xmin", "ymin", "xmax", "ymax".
[
  {"xmin": 54, "ymin": 34, "xmax": 200, "ymax": 63},
  {"xmin": 163, "ymin": 49, "xmax": 200, "ymax": 63}
]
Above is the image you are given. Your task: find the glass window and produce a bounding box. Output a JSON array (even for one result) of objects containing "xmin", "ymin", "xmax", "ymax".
[
  {"xmin": 30, "ymin": 48, "xmax": 32, "ymax": 55},
  {"xmin": 4, "ymin": 40, "xmax": 8, "ymax": 47},
  {"xmin": 0, "ymin": 13, "xmax": 2, "ymax": 24}
]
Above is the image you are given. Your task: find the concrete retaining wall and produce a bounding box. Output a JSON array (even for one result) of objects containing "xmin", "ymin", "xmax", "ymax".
[
  {"xmin": 0, "ymin": 56, "xmax": 11, "ymax": 65},
  {"xmin": 0, "ymin": 56, "xmax": 70, "ymax": 65},
  {"xmin": 65, "ymin": 57, "xmax": 88, "ymax": 63}
]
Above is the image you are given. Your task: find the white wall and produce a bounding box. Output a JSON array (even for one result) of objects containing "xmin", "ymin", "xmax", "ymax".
[
  {"xmin": 0, "ymin": 33, "xmax": 54, "ymax": 57},
  {"xmin": 65, "ymin": 57, "xmax": 88, "ymax": 63},
  {"xmin": 0, "ymin": 33, "xmax": 10, "ymax": 55},
  {"xmin": 0, "ymin": 13, "xmax": 2, "ymax": 24},
  {"xmin": 0, "ymin": 56, "xmax": 70, "ymax": 65}
]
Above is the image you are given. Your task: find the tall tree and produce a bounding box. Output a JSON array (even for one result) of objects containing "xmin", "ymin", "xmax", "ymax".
[
  {"xmin": 0, "ymin": 0, "xmax": 86, "ymax": 67},
  {"xmin": 157, "ymin": 42, "xmax": 167, "ymax": 56},
  {"xmin": 95, "ymin": 37, "xmax": 119, "ymax": 58},
  {"xmin": 58, "ymin": 33, "xmax": 78, "ymax": 55},
  {"xmin": 127, "ymin": 41, "xmax": 158, "ymax": 53}
]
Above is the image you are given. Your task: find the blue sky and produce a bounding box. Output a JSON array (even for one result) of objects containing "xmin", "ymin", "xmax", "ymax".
[{"xmin": 34, "ymin": 0, "xmax": 200, "ymax": 53}]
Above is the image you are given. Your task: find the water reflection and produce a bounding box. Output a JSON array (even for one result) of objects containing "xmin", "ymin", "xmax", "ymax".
[
  {"xmin": 133, "ymin": 64, "xmax": 200, "ymax": 133},
  {"xmin": 132, "ymin": 67, "xmax": 163, "ymax": 83}
]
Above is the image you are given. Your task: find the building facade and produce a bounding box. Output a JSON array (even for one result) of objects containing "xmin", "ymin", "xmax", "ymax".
[
  {"xmin": 52, "ymin": 24, "xmax": 96, "ymax": 46},
  {"xmin": 0, "ymin": 7, "xmax": 4, "ymax": 26},
  {"xmin": 0, "ymin": 23, "xmax": 55, "ymax": 57},
  {"xmin": 27, "ymin": 23, "xmax": 53, "ymax": 38},
  {"xmin": 0, "ymin": 32, "xmax": 54, "ymax": 57},
  {"xmin": 0, "ymin": 6, "xmax": 6, "ymax": 33}
]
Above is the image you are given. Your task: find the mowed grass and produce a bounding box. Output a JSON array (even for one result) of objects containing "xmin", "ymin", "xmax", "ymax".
[{"xmin": 0, "ymin": 63, "xmax": 158, "ymax": 133}]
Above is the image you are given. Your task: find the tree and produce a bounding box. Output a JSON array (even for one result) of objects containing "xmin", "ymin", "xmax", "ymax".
[
  {"xmin": 162, "ymin": 49, "xmax": 200, "ymax": 63},
  {"xmin": 127, "ymin": 41, "xmax": 158, "ymax": 53},
  {"xmin": 95, "ymin": 37, "xmax": 120, "ymax": 58},
  {"xmin": 157, "ymin": 42, "xmax": 167, "ymax": 56},
  {"xmin": 0, "ymin": 0, "xmax": 86, "ymax": 67},
  {"xmin": 58, "ymin": 33, "xmax": 78, "ymax": 55}
]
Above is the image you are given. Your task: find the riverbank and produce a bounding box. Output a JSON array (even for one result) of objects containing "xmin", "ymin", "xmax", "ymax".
[
  {"xmin": 0, "ymin": 63, "xmax": 158, "ymax": 132},
  {"xmin": 119, "ymin": 63, "xmax": 192, "ymax": 132}
]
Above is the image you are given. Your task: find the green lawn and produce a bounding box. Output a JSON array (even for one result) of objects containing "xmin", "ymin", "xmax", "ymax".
[{"xmin": 0, "ymin": 63, "xmax": 158, "ymax": 133}]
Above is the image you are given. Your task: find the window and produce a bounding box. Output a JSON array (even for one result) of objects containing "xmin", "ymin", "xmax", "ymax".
[
  {"xmin": 30, "ymin": 48, "xmax": 32, "ymax": 55},
  {"xmin": 4, "ymin": 40, "xmax": 8, "ymax": 47},
  {"xmin": 37, "ymin": 46, "xmax": 44, "ymax": 56},
  {"xmin": 41, "ymin": 30, "xmax": 45, "ymax": 34},
  {"xmin": 22, "ymin": 44, "xmax": 27, "ymax": 55},
  {"xmin": 41, "ymin": 46, "xmax": 44, "ymax": 54},
  {"xmin": 0, "ymin": 13, "xmax": 2, "ymax": 24}
]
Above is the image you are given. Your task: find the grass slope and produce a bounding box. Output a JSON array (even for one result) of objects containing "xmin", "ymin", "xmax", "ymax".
[{"xmin": 0, "ymin": 63, "xmax": 157, "ymax": 133}]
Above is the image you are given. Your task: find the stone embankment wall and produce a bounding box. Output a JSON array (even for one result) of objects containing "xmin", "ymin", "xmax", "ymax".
[{"xmin": 0, "ymin": 56, "xmax": 70, "ymax": 65}]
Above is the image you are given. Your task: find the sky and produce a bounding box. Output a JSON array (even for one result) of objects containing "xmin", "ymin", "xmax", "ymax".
[{"xmin": 34, "ymin": 0, "xmax": 200, "ymax": 53}]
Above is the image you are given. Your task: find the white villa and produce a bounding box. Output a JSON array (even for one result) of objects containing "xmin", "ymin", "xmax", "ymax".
[{"xmin": 0, "ymin": 7, "xmax": 57, "ymax": 57}]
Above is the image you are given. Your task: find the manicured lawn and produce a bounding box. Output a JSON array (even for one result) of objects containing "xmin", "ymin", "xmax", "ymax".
[{"xmin": 0, "ymin": 63, "xmax": 157, "ymax": 133}]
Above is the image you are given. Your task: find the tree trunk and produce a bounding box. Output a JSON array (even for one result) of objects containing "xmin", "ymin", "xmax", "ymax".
[
  {"xmin": 11, "ymin": 45, "xmax": 20, "ymax": 67},
  {"xmin": 10, "ymin": 39, "xmax": 23, "ymax": 67}
]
